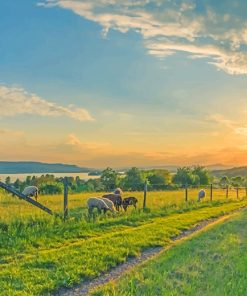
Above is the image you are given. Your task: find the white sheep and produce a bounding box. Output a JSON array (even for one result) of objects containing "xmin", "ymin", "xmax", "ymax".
[
  {"xmin": 22, "ymin": 186, "xmax": 39, "ymax": 201},
  {"xmin": 198, "ymin": 189, "xmax": 206, "ymax": 202},
  {"xmin": 87, "ymin": 197, "xmax": 112, "ymax": 216},
  {"xmin": 101, "ymin": 197, "xmax": 116, "ymax": 212}
]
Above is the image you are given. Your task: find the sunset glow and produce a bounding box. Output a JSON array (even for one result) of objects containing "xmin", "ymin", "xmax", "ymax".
[{"xmin": 0, "ymin": 0, "xmax": 247, "ymax": 168}]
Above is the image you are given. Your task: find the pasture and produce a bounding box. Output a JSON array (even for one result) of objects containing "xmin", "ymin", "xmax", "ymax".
[
  {"xmin": 0, "ymin": 187, "xmax": 244, "ymax": 222},
  {"xmin": 0, "ymin": 188, "xmax": 247, "ymax": 295},
  {"xmin": 93, "ymin": 208, "xmax": 247, "ymax": 296}
]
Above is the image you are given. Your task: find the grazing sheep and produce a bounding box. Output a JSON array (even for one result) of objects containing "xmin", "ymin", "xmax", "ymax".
[
  {"xmin": 198, "ymin": 189, "xmax": 206, "ymax": 202},
  {"xmin": 102, "ymin": 193, "xmax": 123, "ymax": 211},
  {"xmin": 101, "ymin": 198, "xmax": 116, "ymax": 212},
  {"xmin": 87, "ymin": 197, "xmax": 112, "ymax": 216},
  {"xmin": 114, "ymin": 188, "xmax": 123, "ymax": 195},
  {"xmin": 22, "ymin": 186, "xmax": 38, "ymax": 201},
  {"xmin": 122, "ymin": 197, "xmax": 138, "ymax": 211}
]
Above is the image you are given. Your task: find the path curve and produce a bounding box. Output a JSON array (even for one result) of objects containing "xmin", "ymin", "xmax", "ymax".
[{"xmin": 55, "ymin": 207, "xmax": 246, "ymax": 296}]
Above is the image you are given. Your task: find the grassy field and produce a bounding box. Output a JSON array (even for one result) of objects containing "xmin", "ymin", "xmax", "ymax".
[
  {"xmin": 0, "ymin": 189, "xmax": 247, "ymax": 295},
  {"xmin": 93, "ymin": 208, "xmax": 247, "ymax": 296},
  {"xmin": 0, "ymin": 187, "xmax": 244, "ymax": 222}
]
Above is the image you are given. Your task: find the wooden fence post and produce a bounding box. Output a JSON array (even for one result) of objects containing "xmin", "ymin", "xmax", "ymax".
[
  {"xmin": 210, "ymin": 184, "xmax": 213, "ymax": 201},
  {"xmin": 236, "ymin": 186, "xmax": 239, "ymax": 199},
  {"xmin": 185, "ymin": 186, "xmax": 188, "ymax": 202},
  {"xmin": 143, "ymin": 180, "xmax": 147, "ymax": 209},
  {"xmin": 226, "ymin": 186, "xmax": 229, "ymax": 199},
  {"xmin": 63, "ymin": 177, "xmax": 69, "ymax": 221}
]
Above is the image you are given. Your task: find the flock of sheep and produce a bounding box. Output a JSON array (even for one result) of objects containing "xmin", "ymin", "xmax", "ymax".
[
  {"xmin": 21, "ymin": 186, "xmax": 206, "ymax": 216},
  {"xmin": 87, "ymin": 188, "xmax": 138, "ymax": 216},
  {"xmin": 21, "ymin": 186, "xmax": 138, "ymax": 216}
]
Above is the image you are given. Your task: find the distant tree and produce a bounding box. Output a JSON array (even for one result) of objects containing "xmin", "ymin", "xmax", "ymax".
[
  {"xmin": 219, "ymin": 176, "xmax": 230, "ymax": 188},
  {"xmin": 13, "ymin": 178, "xmax": 22, "ymax": 191},
  {"xmin": 121, "ymin": 167, "xmax": 145, "ymax": 191},
  {"xmin": 100, "ymin": 167, "xmax": 119, "ymax": 191},
  {"xmin": 147, "ymin": 170, "xmax": 170, "ymax": 189},
  {"xmin": 25, "ymin": 176, "xmax": 32, "ymax": 186},
  {"xmin": 172, "ymin": 167, "xmax": 195, "ymax": 186},
  {"xmin": 231, "ymin": 176, "xmax": 245, "ymax": 187},
  {"xmin": 39, "ymin": 182, "xmax": 63, "ymax": 195},
  {"xmin": 5, "ymin": 176, "xmax": 11, "ymax": 185},
  {"xmin": 192, "ymin": 166, "xmax": 211, "ymax": 185}
]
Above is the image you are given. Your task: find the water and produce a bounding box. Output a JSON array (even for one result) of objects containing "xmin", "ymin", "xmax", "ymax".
[{"xmin": 0, "ymin": 172, "xmax": 99, "ymax": 182}]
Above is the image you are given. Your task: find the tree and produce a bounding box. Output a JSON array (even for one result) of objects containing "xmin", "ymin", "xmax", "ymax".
[
  {"xmin": 219, "ymin": 176, "xmax": 230, "ymax": 188},
  {"xmin": 231, "ymin": 176, "xmax": 245, "ymax": 187},
  {"xmin": 192, "ymin": 166, "xmax": 211, "ymax": 185},
  {"xmin": 121, "ymin": 167, "xmax": 145, "ymax": 191},
  {"xmin": 172, "ymin": 167, "xmax": 195, "ymax": 186},
  {"xmin": 13, "ymin": 178, "xmax": 21, "ymax": 190},
  {"xmin": 39, "ymin": 182, "xmax": 63, "ymax": 195},
  {"xmin": 5, "ymin": 176, "xmax": 11, "ymax": 185},
  {"xmin": 147, "ymin": 170, "xmax": 170, "ymax": 189},
  {"xmin": 100, "ymin": 167, "xmax": 119, "ymax": 191}
]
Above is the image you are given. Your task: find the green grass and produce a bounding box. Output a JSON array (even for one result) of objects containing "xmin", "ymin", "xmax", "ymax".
[
  {"xmin": 1, "ymin": 200, "xmax": 247, "ymax": 295},
  {"xmin": 0, "ymin": 187, "xmax": 244, "ymax": 222},
  {"xmin": 0, "ymin": 188, "xmax": 247, "ymax": 295},
  {"xmin": 93, "ymin": 208, "xmax": 247, "ymax": 296}
]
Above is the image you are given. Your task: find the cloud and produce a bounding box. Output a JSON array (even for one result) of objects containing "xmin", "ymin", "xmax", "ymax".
[
  {"xmin": 39, "ymin": 0, "xmax": 247, "ymax": 75},
  {"xmin": 0, "ymin": 85, "xmax": 94, "ymax": 121},
  {"xmin": 67, "ymin": 133, "xmax": 111, "ymax": 150},
  {"xmin": 209, "ymin": 113, "xmax": 247, "ymax": 137}
]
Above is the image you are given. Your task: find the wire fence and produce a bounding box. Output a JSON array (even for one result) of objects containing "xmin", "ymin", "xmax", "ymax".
[{"xmin": 1, "ymin": 181, "xmax": 247, "ymax": 223}]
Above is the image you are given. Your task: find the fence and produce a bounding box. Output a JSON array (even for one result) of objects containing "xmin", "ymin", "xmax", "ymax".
[
  {"xmin": 1, "ymin": 180, "xmax": 247, "ymax": 222},
  {"xmin": 142, "ymin": 182, "xmax": 247, "ymax": 209}
]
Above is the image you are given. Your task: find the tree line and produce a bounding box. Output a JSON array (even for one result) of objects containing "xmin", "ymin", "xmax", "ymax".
[{"xmin": 2, "ymin": 166, "xmax": 247, "ymax": 195}]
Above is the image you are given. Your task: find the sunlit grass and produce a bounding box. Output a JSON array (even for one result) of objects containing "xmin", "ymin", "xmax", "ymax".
[
  {"xmin": 93, "ymin": 208, "xmax": 247, "ymax": 296},
  {"xmin": 0, "ymin": 188, "xmax": 244, "ymax": 223},
  {"xmin": 0, "ymin": 188, "xmax": 247, "ymax": 295}
]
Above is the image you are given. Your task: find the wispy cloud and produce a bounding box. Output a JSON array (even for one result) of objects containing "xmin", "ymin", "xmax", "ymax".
[
  {"xmin": 67, "ymin": 133, "xmax": 110, "ymax": 150},
  {"xmin": 0, "ymin": 85, "xmax": 94, "ymax": 121},
  {"xmin": 39, "ymin": 0, "xmax": 247, "ymax": 75},
  {"xmin": 209, "ymin": 113, "xmax": 247, "ymax": 137}
]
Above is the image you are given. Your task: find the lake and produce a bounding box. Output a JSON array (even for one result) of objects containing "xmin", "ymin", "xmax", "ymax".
[{"xmin": 0, "ymin": 172, "xmax": 99, "ymax": 182}]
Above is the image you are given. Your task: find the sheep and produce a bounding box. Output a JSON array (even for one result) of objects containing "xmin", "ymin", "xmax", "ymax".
[
  {"xmin": 114, "ymin": 188, "xmax": 123, "ymax": 195},
  {"xmin": 122, "ymin": 197, "xmax": 138, "ymax": 211},
  {"xmin": 102, "ymin": 193, "xmax": 123, "ymax": 211},
  {"xmin": 198, "ymin": 189, "xmax": 206, "ymax": 202},
  {"xmin": 101, "ymin": 198, "xmax": 116, "ymax": 212},
  {"xmin": 87, "ymin": 197, "xmax": 112, "ymax": 216},
  {"xmin": 22, "ymin": 186, "xmax": 38, "ymax": 201}
]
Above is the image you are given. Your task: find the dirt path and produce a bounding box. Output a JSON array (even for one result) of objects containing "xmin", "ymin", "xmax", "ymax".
[{"xmin": 55, "ymin": 208, "xmax": 245, "ymax": 296}]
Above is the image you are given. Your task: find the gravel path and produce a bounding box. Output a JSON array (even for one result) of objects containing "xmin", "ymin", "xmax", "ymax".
[{"xmin": 55, "ymin": 208, "xmax": 245, "ymax": 296}]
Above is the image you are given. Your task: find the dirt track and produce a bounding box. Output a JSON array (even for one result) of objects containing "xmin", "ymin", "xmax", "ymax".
[{"xmin": 55, "ymin": 208, "xmax": 245, "ymax": 296}]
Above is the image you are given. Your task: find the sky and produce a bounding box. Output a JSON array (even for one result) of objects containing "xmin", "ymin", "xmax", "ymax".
[{"xmin": 0, "ymin": 0, "xmax": 247, "ymax": 168}]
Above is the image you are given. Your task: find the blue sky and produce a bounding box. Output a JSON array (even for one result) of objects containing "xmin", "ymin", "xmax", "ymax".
[{"xmin": 0, "ymin": 0, "xmax": 247, "ymax": 167}]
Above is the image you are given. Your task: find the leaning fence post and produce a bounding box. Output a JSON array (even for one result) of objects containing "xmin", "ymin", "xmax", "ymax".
[
  {"xmin": 143, "ymin": 180, "xmax": 147, "ymax": 209},
  {"xmin": 210, "ymin": 184, "xmax": 213, "ymax": 201},
  {"xmin": 185, "ymin": 186, "xmax": 188, "ymax": 202},
  {"xmin": 63, "ymin": 177, "xmax": 69, "ymax": 221}
]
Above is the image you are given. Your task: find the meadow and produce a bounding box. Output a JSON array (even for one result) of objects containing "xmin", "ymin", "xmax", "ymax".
[
  {"xmin": 0, "ymin": 188, "xmax": 247, "ymax": 295},
  {"xmin": 93, "ymin": 208, "xmax": 247, "ymax": 296}
]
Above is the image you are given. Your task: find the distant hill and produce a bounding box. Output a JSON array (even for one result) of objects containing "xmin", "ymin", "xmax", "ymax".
[
  {"xmin": 0, "ymin": 161, "xmax": 92, "ymax": 174},
  {"xmin": 212, "ymin": 166, "xmax": 247, "ymax": 178}
]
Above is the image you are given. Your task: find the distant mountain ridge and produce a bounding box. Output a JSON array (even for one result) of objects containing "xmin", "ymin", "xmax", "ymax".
[
  {"xmin": 212, "ymin": 166, "xmax": 247, "ymax": 178},
  {"xmin": 0, "ymin": 161, "xmax": 92, "ymax": 174}
]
